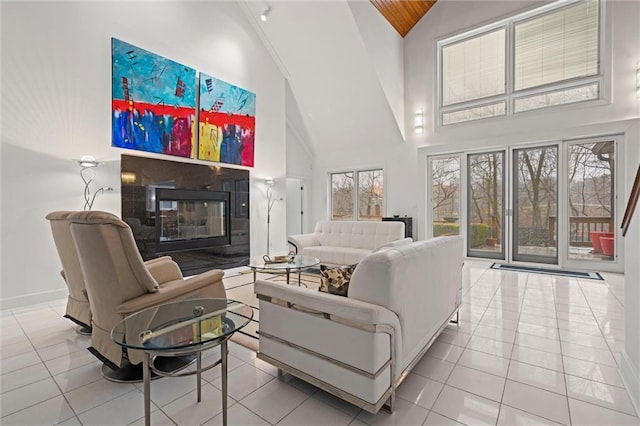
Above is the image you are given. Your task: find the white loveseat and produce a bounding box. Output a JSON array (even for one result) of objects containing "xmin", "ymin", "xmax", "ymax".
[
  {"xmin": 255, "ymin": 236, "xmax": 463, "ymax": 413},
  {"xmin": 288, "ymin": 220, "xmax": 410, "ymax": 265}
]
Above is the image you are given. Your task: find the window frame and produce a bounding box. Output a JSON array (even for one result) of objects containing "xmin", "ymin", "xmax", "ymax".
[
  {"xmin": 329, "ymin": 167, "xmax": 385, "ymax": 221},
  {"xmin": 437, "ymin": 0, "xmax": 604, "ymax": 127}
]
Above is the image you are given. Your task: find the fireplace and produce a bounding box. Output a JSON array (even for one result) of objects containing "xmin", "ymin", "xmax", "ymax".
[
  {"xmin": 155, "ymin": 188, "xmax": 231, "ymax": 253},
  {"xmin": 121, "ymin": 154, "xmax": 250, "ymax": 274}
]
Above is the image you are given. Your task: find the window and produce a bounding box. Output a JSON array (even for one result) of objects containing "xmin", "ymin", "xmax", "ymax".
[
  {"xmin": 430, "ymin": 157, "xmax": 461, "ymax": 237},
  {"xmin": 442, "ymin": 29, "xmax": 506, "ymax": 107},
  {"xmin": 439, "ymin": 0, "xmax": 601, "ymax": 125},
  {"xmin": 331, "ymin": 169, "xmax": 384, "ymax": 221},
  {"xmin": 331, "ymin": 172, "xmax": 354, "ymax": 220}
]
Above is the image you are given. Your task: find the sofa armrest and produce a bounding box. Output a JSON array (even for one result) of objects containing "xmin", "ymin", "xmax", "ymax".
[
  {"xmin": 117, "ymin": 269, "xmax": 225, "ymax": 315},
  {"xmin": 372, "ymin": 237, "xmax": 413, "ymax": 253},
  {"xmin": 144, "ymin": 257, "xmax": 184, "ymax": 284},
  {"xmin": 255, "ymin": 280, "xmax": 400, "ymax": 329},
  {"xmin": 144, "ymin": 256, "xmax": 173, "ymax": 266},
  {"xmin": 256, "ymin": 279, "xmax": 404, "ymax": 385},
  {"xmin": 183, "ymin": 269, "xmax": 225, "ymax": 288},
  {"xmin": 288, "ymin": 233, "xmax": 320, "ymax": 253}
]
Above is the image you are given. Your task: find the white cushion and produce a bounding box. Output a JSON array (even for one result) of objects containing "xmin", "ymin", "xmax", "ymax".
[
  {"xmin": 300, "ymin": 246, "xmax": 370, "ymax": 265},
  {"xmin": 372, "ymin": 237, "xmax": 413, "ymax": 253},
  {"xmin": 314, "ymin": 221, "xmax": 404, "ymax": 250}
]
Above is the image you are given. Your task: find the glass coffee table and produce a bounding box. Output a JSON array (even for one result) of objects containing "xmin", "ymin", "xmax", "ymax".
[
  {"xmin": 249, "ymin": 255, "xmax": 320, "ymax": 286},
  {"xmin": 111, "ymin": 298, "xmax": 253, "ymax": 426}
]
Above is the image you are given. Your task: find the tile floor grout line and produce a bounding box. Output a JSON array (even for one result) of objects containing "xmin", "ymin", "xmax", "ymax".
[
  {"xmin": 437, "ymin": 268, "xmax": 512, "ymax": 424},
  {"xmin": 554, "ymin": 285, "xmax": 572, "ymax": 426},
  {"xmin": 427, "ymin": 301, "xmax": 476, "ymax": 422},
  {"xmin": 271, "ymin": 383, "xmax": 318, "ymax": 425},
  {"xmin": 576, "ymin": 279, "xmax": 622, "ymax": 367},
  {"xmin": 503, "ymin": 274, "xmax": 571, "ymax": 426},
  {"xmin": 495, "ymin": 270, "xmax": 528, "ymax": 425},
  {"xmin": 5, "ymin": 309, "xmax": 88, "ymax": 423}
]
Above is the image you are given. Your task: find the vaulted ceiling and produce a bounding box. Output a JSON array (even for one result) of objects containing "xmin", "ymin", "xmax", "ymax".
[
  {"xmin": 241, "ymin": 0, "xmax": 408, "ymax": 155},
  {"xmin": 369, "ymin": 0, "xmax": 437, "ymax": 37}
]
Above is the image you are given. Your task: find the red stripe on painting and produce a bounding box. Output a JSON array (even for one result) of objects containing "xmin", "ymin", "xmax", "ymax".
[
  {"xmin": 112, "ymin": 99, "xmax": 195, "ymax": 117},
  {"xmin": 199, "ymin": 111, "xmax": 255, "ymax": 129}
]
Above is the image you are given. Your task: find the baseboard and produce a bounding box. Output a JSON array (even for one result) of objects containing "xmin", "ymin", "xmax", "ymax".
[
  {"xmin": 620, "ymin": 350, "xmax": 640, "ymax": 416},
  {"xmin": 0, "ymin": 288, "xmax": 68, "ymax": 312}
]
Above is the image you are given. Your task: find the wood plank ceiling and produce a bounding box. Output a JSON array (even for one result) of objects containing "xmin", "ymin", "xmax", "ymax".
[{"xmin": 370, "ymin": 0, "xmax": 437, "ymax": 37}]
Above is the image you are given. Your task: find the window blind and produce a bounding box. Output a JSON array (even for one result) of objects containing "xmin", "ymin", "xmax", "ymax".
[
  {"xmin": 442, "ymin": 28, "xmax": 506, "ymax": 106},
  {"xmin": 514, "ymin": 0, "xmax": 599, "ymax": 91}
]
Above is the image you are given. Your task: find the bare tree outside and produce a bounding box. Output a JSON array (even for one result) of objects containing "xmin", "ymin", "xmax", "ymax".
[
  {"xmin": 431, "ymin": 157, "xmax": 461, "ymax": 236},
  {"xmin": 568, "ymin": 142, "xmax": 614, "ymax": 217},
  {"xmin": 429, "ymin": 141, "xmax": 614, "ymax": 262},
  {"xmin": 567, "ymin": 141, "xmax": 615, "ymax": 260},
  {"xmin": 358, "ymin": 170, "xmax": 384, "ymax": 221},
  {"xmin": 468, "ymin": 152, "xmax": 503, "ymax": 251},
  {"xmin": 514, "ymin": 146, "xmax": 558, "ymax": 257},
  {"xmin": 332, "ymin": 169, "xmax": 384, "ymax": 221},
  {"xmin": 331, "ymin": 172, "xmax": 354, "ymax": 220}
]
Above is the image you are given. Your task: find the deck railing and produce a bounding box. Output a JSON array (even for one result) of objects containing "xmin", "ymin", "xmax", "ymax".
[{"xmin": 548, "ymin": 216, "xmax": 614, "ymax": 246}]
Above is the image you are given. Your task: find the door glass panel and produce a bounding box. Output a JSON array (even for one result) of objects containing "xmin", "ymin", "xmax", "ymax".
[
  {"xmin": 513, "ymin": 146, "xmax": 558, "ymax": 263},
  {"xmin": 431, "ymin": 157, "xmax": 461, "ymax": 237},
  {"xmin": 468, "ymin": 152, "xmax": 504, "ymax": 258},
  {"xmin": 567, "ymin": 141, "xmax": 615, "ymax": 260}
]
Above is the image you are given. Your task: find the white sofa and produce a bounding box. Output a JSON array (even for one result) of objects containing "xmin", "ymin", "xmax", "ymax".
[
  {"xmin": 255, "ymin": 236, "xmax": 463, "ymax": 413},
  {"xmin": 288, "ymin": 220, "xmax": 410, "ymax": 265}
]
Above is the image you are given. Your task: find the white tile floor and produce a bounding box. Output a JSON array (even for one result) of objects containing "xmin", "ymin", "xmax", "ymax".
[{"xmin": 1, "ymin": 260, "xmax": 638, "ymax": 425}]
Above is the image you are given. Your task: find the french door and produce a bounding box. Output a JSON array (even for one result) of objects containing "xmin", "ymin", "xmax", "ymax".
[
  {"xmin": 512, "ymin": 145, "xmax": 558, "ymax": 264},
  {"xmin": 467, "ymin": 151, "xmax": 505, "ymax": 259},
  {"xmin": 428, "ymin": 137, "xmax": 621, "ymax": 272}
]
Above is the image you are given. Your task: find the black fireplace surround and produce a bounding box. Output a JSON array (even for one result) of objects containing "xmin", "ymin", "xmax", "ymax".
[{"xmin": 121, "ymin": 154, "xmax": 250, "ymax": 275}]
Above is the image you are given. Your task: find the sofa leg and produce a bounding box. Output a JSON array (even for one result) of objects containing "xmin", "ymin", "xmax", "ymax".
[
  {"xmin": 383, "ymin": 392, "xmax": 395, "ymax": 413},
  {"xmin": 450, "ymin": 311, "xmax": 459, "ymax": 325},
  {"xmin": 277, "ymin": 368, "xmax": 284, "ymax": 377}
]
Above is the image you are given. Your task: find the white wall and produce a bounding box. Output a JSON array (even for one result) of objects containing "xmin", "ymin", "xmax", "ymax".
[
  {"xmin": 406, "ymin": 0, "xmax": 640, "ymax": 410},
  {"xmin": 1, "ymin": 1, "xmax": 287, "ymax": 309},
  {"xmin": 285, "ymin": 81, "xmax": 313, "ymax": 180},
  {"xmin": 621, "ymin": 125, "xmax": 640, "ymax": 414},
  {"xmin": 348, "ymin": 0, "xmax": 405, "ymax": 138},
  {"xmin": 242, "ymin": 1, "xmax": 417, "ymax": 228}
]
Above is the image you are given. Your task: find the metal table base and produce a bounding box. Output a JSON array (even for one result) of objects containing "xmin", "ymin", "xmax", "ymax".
[{"xmin": 141, "ymin": 338, "xmax": 229, "ymax": 426}]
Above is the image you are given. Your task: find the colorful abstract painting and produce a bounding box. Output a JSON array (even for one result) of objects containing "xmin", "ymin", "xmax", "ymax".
[
  {"xmin": 198, "ymin": 73, "xmax": 256, "ymax": 167},
  {"xmin": 112, "ymin": 38, "xmax": 197, "ymax": 158}
]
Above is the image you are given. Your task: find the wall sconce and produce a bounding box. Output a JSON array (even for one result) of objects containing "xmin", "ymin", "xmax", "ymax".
[
  {"xmin": 74, "ymin": 155, "xmax": 113, "ymax": 210},
  {"xmin": 636, "ymin": 64, "xmax": 640, "ymax": 98},
  {"xmin": 260, "ymin": 6, "xmax": 271, "ymax": 22},
  {"xmin": 414, "ymin": 109, "xmax": 424, "ymax": 134}
]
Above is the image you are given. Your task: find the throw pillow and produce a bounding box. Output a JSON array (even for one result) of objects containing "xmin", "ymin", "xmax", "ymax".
[{"xmin": 319, "ymin": 264, "xmax": 357, "ymax": 297}]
